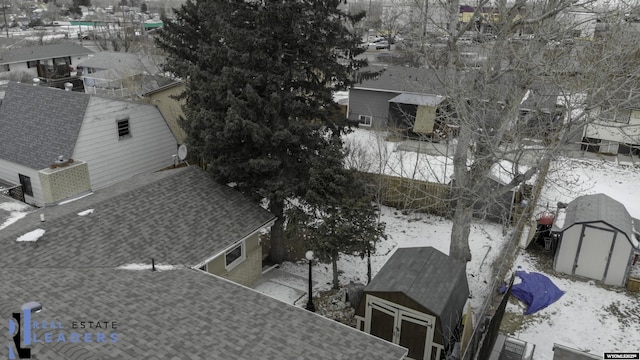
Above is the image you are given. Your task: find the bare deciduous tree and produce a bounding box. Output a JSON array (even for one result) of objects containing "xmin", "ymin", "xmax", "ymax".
[{"xmin": 382, "ymin": 0, "xmax": 640, "ymax": 263}]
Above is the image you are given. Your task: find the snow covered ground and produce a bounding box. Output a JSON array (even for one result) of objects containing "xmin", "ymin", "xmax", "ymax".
[
  {"xmin": 261, "ymin": 207, "xmax": 512, "ymax": 319},
  {"xmin": 254, "ymin": 144, "xmax": 640, "ymax": 359},
  {"xmin": 2, "ymin": 130, "xmax": 639, "ymax": 359},
  {"xmin": 505, "ymin": 157, "xmax": 640, "ymax": 360}
]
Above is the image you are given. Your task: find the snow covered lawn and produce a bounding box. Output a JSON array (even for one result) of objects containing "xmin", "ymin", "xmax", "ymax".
[
  {"xmin": 257, "ymin": 155, "xmax": 640, "ymax": 360},
  {"xmin": 502, "ymin": 157, "xmax": 640, "ymax": 360}
]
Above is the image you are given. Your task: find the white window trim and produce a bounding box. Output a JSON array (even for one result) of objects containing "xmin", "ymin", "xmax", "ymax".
[
  {"xmin": 358, "ymin": 114, "xmax": 373, "ymax": 127},
  {"xmin": 224, "ymin": 241, "xmax": 246, "ymax": 271}
]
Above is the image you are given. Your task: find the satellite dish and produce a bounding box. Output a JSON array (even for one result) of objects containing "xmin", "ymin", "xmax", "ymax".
[{"xmin": 177, "ymin": 144, "xmax": 188, "ymax": 161}]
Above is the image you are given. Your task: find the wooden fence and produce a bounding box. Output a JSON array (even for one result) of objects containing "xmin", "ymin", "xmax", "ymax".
[{"xmin": 360, "ymin": 172, "xmax": 451, "ymax": 217}]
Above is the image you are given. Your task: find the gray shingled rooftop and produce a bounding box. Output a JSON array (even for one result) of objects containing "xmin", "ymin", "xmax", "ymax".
[
  {"xmin": 354, "ymin": 66, "xmax": 447, "ymax": 94},
  {"xmin": 76, "ymin": 51, "xmax": 166, "ymax": 80},
  {"xmin": 0, "ymin": 166, "xmax": 276, "ymax": 268},
  {"xmin": 560, "ymin": 193, "xmax": 638, "ymax": 247},
  {"xmin": 0, "ymin": 43, "xmax": 93, "ymax": 64},
  {"xmin": 354, "ymin": 66, "xmax": 550, "ymax": 108},
  {"xmin": 0, "ymin": 268, "xmax": 407, "ymax": 360},
  {"xmin": 364, "ymin": 246, "xmax": 469, "ymax": 341},
  {"xmin": 0, "ymin": 82, "xmax": 91, "ymax": 169}
]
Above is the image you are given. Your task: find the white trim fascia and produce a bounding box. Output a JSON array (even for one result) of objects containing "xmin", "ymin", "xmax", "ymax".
[{"xmin": 192, "ymin": 217, "xmax": 276, "ymax": 269}]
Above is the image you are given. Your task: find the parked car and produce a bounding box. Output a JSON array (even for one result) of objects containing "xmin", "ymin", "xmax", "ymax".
[{"xmin": 375, "ymin": 40, "xmax": 390, "ymax": 50}]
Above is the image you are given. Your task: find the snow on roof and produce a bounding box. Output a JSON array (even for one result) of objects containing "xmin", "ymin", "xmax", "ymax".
[
  {"xmin": 58, "ymin": 192, "xmax": 93, "ymax": 205},
  {"xmin": 77, "ymin": 209, "xmax": 94, "ymax": 216},
  {"xmin": 488, "ymin": 160, "xmax": 534, "ymax": 187},
  {"xmin": 17, "ymin": 229, "xmax": 45, "ymax": 242},
  {"xmin": 332, "ymin": 91, "xmax": 349, "ymax": 104},
  {"xmin": 116, "ymin": 263, "xmax": 182, "ymax": 271},
  {"xmin": 553, "ymin": 208, "xmax": 567, "ymax": 231}
]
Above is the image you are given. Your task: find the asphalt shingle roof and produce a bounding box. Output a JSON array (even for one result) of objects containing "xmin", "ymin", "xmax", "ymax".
[
  {"xmin": 0, "ymin": 166, "xmax": 276, "ymax": 268},
  {"xmin": 0, "ymin": 43, "xmax": 93, "ymax": 65},
  {"xmin": 76, "ymin": 51, "xmax": 164, "ymax": 77},
  {"xmin": 0, "ymin": 267, "xmax": 407, "ymax": 360},
  {"xmin": 354, "ymin": 66, "xmax": 447, "ymax": 94},
  {"xmin": 561, "ymin": 193, "xmax": 638, "ymax": 247},
  {"xmin": 364, "ymin": 246, "xmax": 469, "ymax": 341},
  {"xmin": 0, "ymin": 82, "xmax": 91, "ymax": 169}
]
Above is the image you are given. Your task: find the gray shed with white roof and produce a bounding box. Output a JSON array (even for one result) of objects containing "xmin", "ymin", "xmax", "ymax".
[{"xmin": 552, "ymin": 193, "xmax": 639, "ymax": 287}]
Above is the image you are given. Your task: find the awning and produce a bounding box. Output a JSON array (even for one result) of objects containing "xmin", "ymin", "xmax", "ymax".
[{"xmin": 388, "ymin": 93, "xmax": 445, "ymax": 106}]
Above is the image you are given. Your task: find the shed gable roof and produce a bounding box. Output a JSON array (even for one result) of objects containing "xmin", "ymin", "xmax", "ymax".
[
  {"xmin": 561, "ymin": 193, "xmax": 638, "ymax": 247},
  {"xmin": 0, "ymin": 167, "xmax": 276, "ymax": 267},
  {"xmin": 0, "ymin": 82, "xmax": 91, "ymax": 169},
  {"xmin": 364, "ymin": 246, "xmax": 469, "ymax": 320}
]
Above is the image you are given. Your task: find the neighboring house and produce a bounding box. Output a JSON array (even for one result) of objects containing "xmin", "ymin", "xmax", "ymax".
[
  {"xmin": 0, "ymin": 42, "xmax": 93, "ymax": 87},
  {"xmin": 0, "ymin": 166, "xmax": 276, "ymax": 287},
  {"xmin": 348, "ymin": 67, "xmax": 561, "ymax": 142},
  {"xmin": 76, "ymin": 51, "xmax": 174, "ymax": 99},
  {"xmin": 348, "ymin": 67, "xmax": 447, "ymax": 136},
  {"xmin": 0, "ymin": 81, "xmax": 177, "ymax": 207},
  {"xmin": 582, "ymin": 93, "xmax": 640, "ymax": 156},
  {"xmin": 551, "ymin": 193, "xmax": 640, "ymax": 287},
  {"xmin": 0, "ymin": 268, "xmax": 408, "ymax": 360},
  {"xmin": 142, "ymin": 81, "xmax": 187, "ymax": 144},
  {"xmin": 355, "ymin": 246, "xmax": 469, "ymax": 360}
]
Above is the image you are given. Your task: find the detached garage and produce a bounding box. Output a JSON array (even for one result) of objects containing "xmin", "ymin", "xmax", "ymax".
[
  {"xmin": 355, "ymin": 247, "xmax": 469, "ymax": 360},
  {"xmin": 552, "ymin": 193, "xmax": 639, "ymax": 286}
]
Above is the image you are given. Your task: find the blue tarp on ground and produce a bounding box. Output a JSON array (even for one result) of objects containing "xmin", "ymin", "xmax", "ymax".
[{"xmin": 511, "ymin": 270, "xmax": 565, "ymax": 315}]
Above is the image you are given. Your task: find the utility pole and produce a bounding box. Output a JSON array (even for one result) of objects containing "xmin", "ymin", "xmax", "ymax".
[{"xmin": 2, "ymin": 2, "xmax": 9, "ymax": 38}]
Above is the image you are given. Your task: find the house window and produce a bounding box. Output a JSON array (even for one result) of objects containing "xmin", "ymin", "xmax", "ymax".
[
  {"xmin": 18, "ymin": 174, "xmax": 33, "ymax": 197},
  {"xmin": 116, "ymin": 117, "xmax": 131, "ymax": 139},
  {"xmin": 27, "ymin": 60, "xmax": 38, "ymax": 69},
  {"xmin": 224, "ymin": 241, "xmax": 245, "ymax": 270},
  {"xmin": 359, "ymin": 114, "xmax": 373, "ymax": 127},
  {"xmin": 2, "ymin": 64, "xmax": 9, "ymax": 72}
]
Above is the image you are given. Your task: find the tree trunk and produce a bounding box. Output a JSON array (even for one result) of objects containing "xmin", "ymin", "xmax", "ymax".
[
  {"xmin": 332, "ymin": 252, "xmax": 340, "ymax": 289},
  {"xmin": 450, "ymin": 199, "xmax": 473, "ymax": 262},
  {"xmin": 269, "ymin": 198, "xmax": 286, "ymax": 264}
]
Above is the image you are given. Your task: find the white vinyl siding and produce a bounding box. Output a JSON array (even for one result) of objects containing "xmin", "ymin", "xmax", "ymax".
[
  {"xmin": 72, "ymin": 97, "xmax": 177, "ymax": 191},
  {"xmin": 0, "ymin": 159, "xmax": 43, "ymax": 206}
]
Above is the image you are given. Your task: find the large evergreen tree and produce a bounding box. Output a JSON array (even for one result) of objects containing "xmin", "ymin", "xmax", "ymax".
[
  {"xmin": 288, "ymin": 140, "xmax": 386, "ymax": 289},
  {"xmin": 156, "ymin": 0, "xmax": 371, "ymax": 263}
]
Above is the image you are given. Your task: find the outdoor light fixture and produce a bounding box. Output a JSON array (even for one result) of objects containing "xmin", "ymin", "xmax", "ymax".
[{"xmin": 305, "ymin": 250, "xmax": 315, "ymax": 312}]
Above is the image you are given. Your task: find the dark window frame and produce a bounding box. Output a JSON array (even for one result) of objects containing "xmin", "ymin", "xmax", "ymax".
[
  {"xmin": 18, "ymin": 174, "xmax": 33, "ymax": 197},
  {"xmin": 224, "ymin": 241, "xmax": 245, "ymax": 270}
]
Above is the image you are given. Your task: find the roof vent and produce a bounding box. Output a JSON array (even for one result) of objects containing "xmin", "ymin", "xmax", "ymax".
[
  {"xmin": 32, "ymin": 78, "xmax": 40, "ymax": 86},
  {"xmin": 64, "ymin": 82, "xmax": 73, "ymax": 91},
  {"xmin": 49, "ymin": 155, "xmax": 74, "ymax": 169}
]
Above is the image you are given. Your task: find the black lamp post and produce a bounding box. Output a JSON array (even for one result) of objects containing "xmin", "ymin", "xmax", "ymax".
[{"xmin": 305, "ymin": 250, "xmax": 315, "ymax": 312}]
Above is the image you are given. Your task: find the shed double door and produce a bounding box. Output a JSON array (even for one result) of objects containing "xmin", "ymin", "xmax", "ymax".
[
  {"xmin": 574, "ymin": 225, "xmax": 615, "ymax": 281},
  {"xmin": 364, "ymin": 295, "xmax": 437, "ymax": 360}
]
